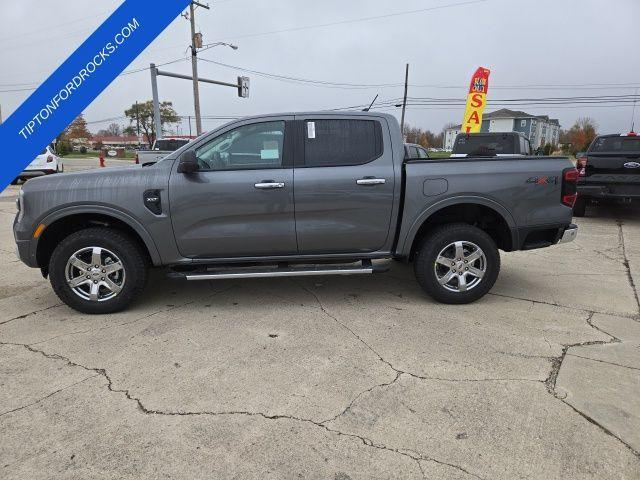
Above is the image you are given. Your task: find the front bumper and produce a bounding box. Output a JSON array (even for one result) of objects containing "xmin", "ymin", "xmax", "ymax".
[
  {"xmin": 19, "ymin": 169, "xmax": 56, "ymax": 179},
  {"xmin": 558, "ymin": 224, "xmax": 578, "ymax": 244},
  {"xmin": 13, "ymin": 213, "xmax": 39, "ymax": 268}
]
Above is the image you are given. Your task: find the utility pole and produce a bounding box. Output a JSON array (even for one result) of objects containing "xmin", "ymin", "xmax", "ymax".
[
  {"xmin": 400, "ymin": 63, "xmax": 409, "ymax": 138},
  {"xmin": 134, "ymin": 101, "xmax": 140, "ymax": 145},
  {"xmin": 189, "ymin": 1, "xmax": 210, "ymax": 136}
]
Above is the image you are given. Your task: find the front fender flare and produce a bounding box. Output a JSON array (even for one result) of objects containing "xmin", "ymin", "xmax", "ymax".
[{"xmin": 35, "ymin": 205, "xmax": 162, "ymax": 266}]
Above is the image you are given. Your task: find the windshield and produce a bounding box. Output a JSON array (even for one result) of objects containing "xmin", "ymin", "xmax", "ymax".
[
  {"xmin": 453, "ymin": 134, "xmax": 514, "ymax": 155},
  {"xmin": 154, "ymin": 139, "xmax": 190, "ymax": 151},
  {"xmin": 589, "ymin": 136, "xmax": 640, "ymax": 153}
]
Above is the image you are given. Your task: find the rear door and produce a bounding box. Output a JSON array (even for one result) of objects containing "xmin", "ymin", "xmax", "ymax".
[
  {"xmin": 584, "ymin": 136, "xmax": 640, "ymax": 195},
  {"xmin": 293, "ymin": 116, "xmax": 395, "ymax": 254},
  {"xmin": 169, "ymin": 117, "xmax": 298, "ymax": 258}
]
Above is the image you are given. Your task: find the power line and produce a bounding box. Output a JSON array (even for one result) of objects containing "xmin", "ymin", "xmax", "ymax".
[
  {"xmin": 0, "ymin": 58, "xmax": 188, "ymax": 94},
  {"xmin": 199, "ymin": 57, "xmax": 401, "ymax": 89},
  {"xmin": 207, "ymin": 0, "xmax": 488, "ymax": 42}
]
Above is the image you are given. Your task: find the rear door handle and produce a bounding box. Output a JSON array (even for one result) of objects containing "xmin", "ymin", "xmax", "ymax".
[
  {"xmin": 254, "ymin": 181, "xmax": 285, "ymax": 189},
  {"xmin": 356, "ymin": 178, "xmax": 386, "ymax": 186}
]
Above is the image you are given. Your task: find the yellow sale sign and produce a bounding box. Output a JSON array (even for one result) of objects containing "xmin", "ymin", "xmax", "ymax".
[{"xmin": 461, "ymin": 67, "xmax": 491, "ymax": 133}]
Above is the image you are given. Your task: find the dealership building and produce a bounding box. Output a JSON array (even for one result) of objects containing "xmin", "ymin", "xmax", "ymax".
[{"xmin": 443, "ymin": 109, "xmax": 561, "ymax": 151}]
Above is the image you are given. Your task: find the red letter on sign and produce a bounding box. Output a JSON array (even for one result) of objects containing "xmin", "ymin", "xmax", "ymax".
[
  {"xmin": 467, "ymin": 110, "xmax": 480, "ymax": 124},
  {"xmin": 471, "ymin": 93, "xmax": 484, "ymax": 108}
]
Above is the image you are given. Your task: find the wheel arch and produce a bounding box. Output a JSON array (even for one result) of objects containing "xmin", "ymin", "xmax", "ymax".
[
  {"xmin": 401, "ymin": 197, "xmax": 518, "ymax": 260},
  {"xmin": 35, "ymin": 206, "xmax": 161, "ymax": 273}
]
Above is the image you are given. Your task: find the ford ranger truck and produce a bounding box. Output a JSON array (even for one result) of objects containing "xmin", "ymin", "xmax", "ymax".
[
  {"xmin": 573, "ymin": 132, "xmax": 640, "ymax": 216},
  {"xmin": 13, "ymin": 112, "xmax": 579, "ymax": 314}
]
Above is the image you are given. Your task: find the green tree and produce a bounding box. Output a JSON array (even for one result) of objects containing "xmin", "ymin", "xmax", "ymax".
[
  {"xmin": 122, "ymin": 125, "xmax": 137, "ymax": 136},
  {"xmin": 125, "ymin": 101, "xmax": 180, "ymax": 148}
]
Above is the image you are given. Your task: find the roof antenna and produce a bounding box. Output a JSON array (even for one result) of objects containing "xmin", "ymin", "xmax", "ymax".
[
  {"xmin": 363, "ymin": 94, "xmax": 379, "ymax": 112},
  {"xmin": 631, "ymin": 87, "xmax": 638, "ymax": 133}
]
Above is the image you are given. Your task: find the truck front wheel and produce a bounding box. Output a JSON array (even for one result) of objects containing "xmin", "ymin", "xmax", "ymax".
[
  {"xmin": 49, "ymin": 228, "xmax": 148, "ymax": 314},
  {"xmin": 414, "ymin": 223, "xmax": 500, "ymax": 304}
]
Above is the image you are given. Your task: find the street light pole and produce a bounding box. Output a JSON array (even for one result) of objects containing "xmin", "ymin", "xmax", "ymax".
[{"xmin": 150, "ymin": 63, "xmax": 162, "ymax": 144}]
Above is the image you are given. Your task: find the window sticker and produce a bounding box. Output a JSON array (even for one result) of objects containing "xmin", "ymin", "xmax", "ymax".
[
  {"xmin": 307, "ymin": 121, "xmax": 316, "ymax": 139},
  {"xmin": 261, "ymin": 149, "xmax": 279, "ymax": 160}
]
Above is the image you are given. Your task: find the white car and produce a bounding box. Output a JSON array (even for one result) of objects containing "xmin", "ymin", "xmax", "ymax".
[{"xmin": 14, "ymin": 146, "xmax": 63, "ymax": 184}]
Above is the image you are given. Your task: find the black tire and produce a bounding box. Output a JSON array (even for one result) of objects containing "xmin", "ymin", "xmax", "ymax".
[
  {"xmin": 49, "ymin": 228, "xmax": 148, "ymax": 314},
  {"xmin": 573, "ymin": 197, "xmax": 587, "ymax": 217},
  {"xmin": 414, "ymin": 223, "xmax": 500, "ymax": 304}
]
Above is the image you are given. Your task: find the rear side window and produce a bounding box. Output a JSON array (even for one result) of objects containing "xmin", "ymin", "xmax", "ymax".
[
  {"xmin": 454, "ymin": 134, "xmax": 514, "ymax": 155},
  {"xmin": 155, "ymin": 139, "xmax": 190, "ymax": 151},
  {"xmin": 590, "ymin": 136, "xmax": 640, "ymax": 153},
  {"xmin": 304, "ymin": 119, "xmax": 383, "ymax": 167}
]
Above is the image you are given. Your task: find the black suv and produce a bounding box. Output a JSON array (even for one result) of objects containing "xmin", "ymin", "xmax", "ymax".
[{"xmin": 574, "ymin": 133, "xmax": 640, "ymax": 216}]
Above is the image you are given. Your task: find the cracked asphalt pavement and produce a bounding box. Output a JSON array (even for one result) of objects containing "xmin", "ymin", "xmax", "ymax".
[{"xmin": 1, "ymin": 181, "xmax": 639, "ymax": 479}]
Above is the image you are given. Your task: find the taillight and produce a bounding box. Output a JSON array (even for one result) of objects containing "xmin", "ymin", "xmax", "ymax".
[
  {"xmin": 562, "ymin": 167, "xmax": 579, "ymax": 207},
  {"xmin": 46, "ymin": 155, "xmax": 54, "ymax": 163},
  {"xmin": 576, "ymin": 156, "xmax": 588, "ymax": 176}
]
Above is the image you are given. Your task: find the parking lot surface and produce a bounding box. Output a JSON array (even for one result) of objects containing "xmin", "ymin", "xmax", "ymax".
[{"xmin": 1, "ymin": 167, "xmax": 639, "ymax": 479}]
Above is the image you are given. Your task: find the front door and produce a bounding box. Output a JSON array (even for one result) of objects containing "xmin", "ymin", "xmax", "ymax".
[{"xmin": 169, "ymin": 118, "xmax": 297, "ymax": 259}]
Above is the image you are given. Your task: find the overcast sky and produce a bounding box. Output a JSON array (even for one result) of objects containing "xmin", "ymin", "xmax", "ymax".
[{"xmin": 1, "ymin": 0, "xmax": 639, "ymax": 136}]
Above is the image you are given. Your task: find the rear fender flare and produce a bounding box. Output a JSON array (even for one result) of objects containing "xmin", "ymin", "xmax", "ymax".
[{"xmin": 398, "ymin": 195, "xmax": 518, "ymax": 257}]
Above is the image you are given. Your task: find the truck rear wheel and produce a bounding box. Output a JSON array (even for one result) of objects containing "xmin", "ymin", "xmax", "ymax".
[
  {"xmin": 414, "ymin": 223, "xmax": 500, "ymax": 304},
  {"xmin": 49, "ymin": 228, "xmax": 148, "ymax": 314}
]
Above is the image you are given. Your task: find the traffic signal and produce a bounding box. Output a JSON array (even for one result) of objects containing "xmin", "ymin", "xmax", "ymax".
[{"xmin": 238, "ymin": 76, "xmax": 250, "ymax": 98}]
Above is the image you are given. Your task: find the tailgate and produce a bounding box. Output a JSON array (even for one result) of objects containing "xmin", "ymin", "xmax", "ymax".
[
  {"xmin": 583, "ymin": 152, "xmax": 640, "ymax": 192},
  {"xmin": 586, "ymin": 152, "xmax": 640, "ymax": 174}
]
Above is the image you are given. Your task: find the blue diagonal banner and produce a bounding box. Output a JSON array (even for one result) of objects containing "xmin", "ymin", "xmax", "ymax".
[{"xmin": 0, "ymin": 0, "xmax": 191, "ymax": 188}]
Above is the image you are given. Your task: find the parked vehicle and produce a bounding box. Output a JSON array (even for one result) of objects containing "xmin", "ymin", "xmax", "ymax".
[
  {"xmin": 136, "ymin": 137, "xmax": 191, "ymax": 164},
  {"xmin": 574, "ymin": 132, "xmax": 640, "ymax": 216},
  {"xmin": 451, "ymin": 132, "xmax": 532, "ymax": 157},
  {"xmin": 12, "ymin": 145, "xmax": 63, "ymax": 184},
  {"xmin": 14, "ymin": 112, "xmax": 578, "ymax": 313},
  {"xmin": 404, "ymin": 143, "xmax": 430, "ymax": 160}
]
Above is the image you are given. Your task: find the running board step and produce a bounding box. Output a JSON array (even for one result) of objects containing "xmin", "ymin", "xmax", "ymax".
[{"xmin": 171, "ymin": 260, "xmax": 387, "ymax": 281}]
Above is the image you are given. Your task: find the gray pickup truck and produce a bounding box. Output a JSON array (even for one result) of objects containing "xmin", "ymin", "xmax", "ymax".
[{"xmin": 13, "ymin": 112, "xmax": 578, "ymax": 314}]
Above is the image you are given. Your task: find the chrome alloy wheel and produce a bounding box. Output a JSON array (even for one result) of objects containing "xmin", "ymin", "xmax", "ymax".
[
  {"xmin": 65, "ymin": 247, "xmax": 125, "ymax": 302},
  {"xmin": 434, "ymin": 241, "xmax": 486, "ymax": 293}
]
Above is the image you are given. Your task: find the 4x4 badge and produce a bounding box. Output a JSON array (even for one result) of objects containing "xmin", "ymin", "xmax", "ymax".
[{"xmin": 526, "ymin": 176, "xmax": 558, "ymax": 185}]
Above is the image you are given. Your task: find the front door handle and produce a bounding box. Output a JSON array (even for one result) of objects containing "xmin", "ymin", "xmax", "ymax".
[
  {"xmin": 356, "ymin": 177, "xmax": 386, "ymax": 186},
  {"xmin": 254, "ymin": 181, "xmax": 285, "ymax": 189}
]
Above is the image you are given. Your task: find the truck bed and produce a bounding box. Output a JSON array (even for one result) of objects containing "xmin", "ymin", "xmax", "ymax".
[{"xmin": 396, "ymin": 155, "xmax": 574, "ymax": 254}]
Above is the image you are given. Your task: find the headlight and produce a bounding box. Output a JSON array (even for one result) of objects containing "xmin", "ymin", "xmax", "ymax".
[{"xmin": 16, "ymin": 189, "xmax": 24, "ymax": 222}]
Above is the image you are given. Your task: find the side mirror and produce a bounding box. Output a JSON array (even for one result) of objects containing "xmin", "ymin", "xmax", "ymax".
[{"xmin": 177, "ymin": 150, "xmax": 199, "ymax": 174}]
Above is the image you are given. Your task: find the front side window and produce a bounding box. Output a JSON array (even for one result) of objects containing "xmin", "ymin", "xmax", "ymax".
[
  {"xmin": 195, "ymin": 121, "xmax": 285, "ymax": 171},
  {"xmin": 304, "ymin": 119, "xmax": 383, "ymax": 167}
]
